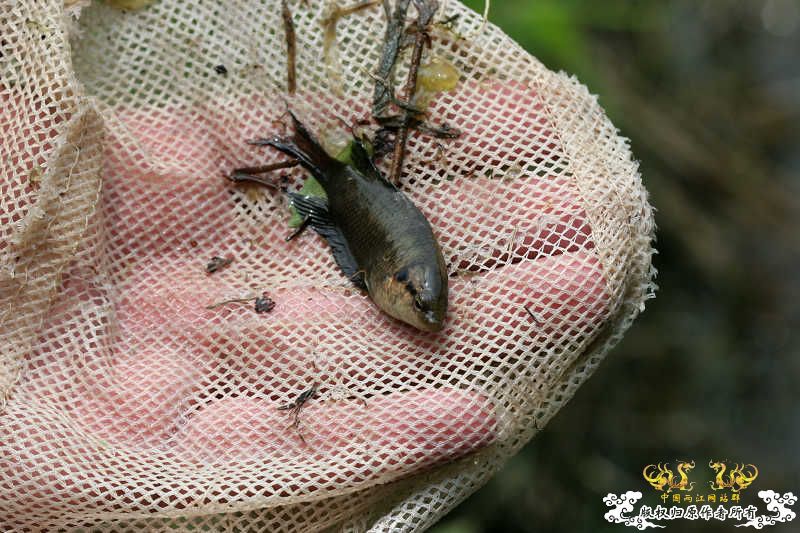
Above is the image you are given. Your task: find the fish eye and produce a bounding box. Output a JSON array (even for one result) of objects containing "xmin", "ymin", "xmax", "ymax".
[{"xmin": 395, "ymin": 269, "xmax": 408, "ymax": 283}]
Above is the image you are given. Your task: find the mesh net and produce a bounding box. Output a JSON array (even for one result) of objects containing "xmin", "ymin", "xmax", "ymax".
[{"xmin": 0, "ymin": 0, "xmax": 656, "ymax": 530}]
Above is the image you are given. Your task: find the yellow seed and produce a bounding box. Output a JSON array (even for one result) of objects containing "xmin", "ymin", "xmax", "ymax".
[{"xmin": 417, "ymin": 56, "xmax": 460, "ymax": 93}]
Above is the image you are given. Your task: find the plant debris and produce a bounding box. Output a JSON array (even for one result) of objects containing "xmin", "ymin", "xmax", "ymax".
[
  {"xmin": 205, "ymin": 292, "xmax": 276, "ymax": 313},
  {"xmin": 372, "ymin": 0, "xmax": 411, "ymax": 118},
  {"xmin": 282, "ymin": 0, "xmax": 297, "ymax": 94},
  {"xmin": 205, "ymin": 256, "xmax": 233, "ymax": 274},
  {"xmin": 254, "ymin": 293, "xmax": 276, "ymax": 313},
  {"xmin": 385, "ymin": 0, "xmax": 440, "ymax": 184},
  {"xmin": 322, "ymin": 0, "xmax": 380, "ymax": 95},
  {"xmin": 524, "ymin": 305, "xmax": 542, "ymax": 325},
  {"xmin": 368, "ymin": 0, "xmax": 461, "ymax": 180},
  {"xmin": 278, "ymin": 383, "xmax": 318, "ymax": 444},
  {"xmin": 205, "ymin": 297, "xmax": 252, "ymax": 310},
  {"xmin": 227, "ymin": 160, "xmax": 298, "ymax": 189}
]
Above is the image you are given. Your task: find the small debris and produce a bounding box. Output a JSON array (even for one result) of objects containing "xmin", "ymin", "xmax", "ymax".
[
  {"xmin": 28, "ymin": 165, "xmax": 43, "ymax": 187},
  {"xmin": 278, "ymin": 383, "xmax": 318, "ymax": 444},
  {"xmin": 213, "ymin": 64, "xmax": 228, "ymax": 75},
  {"xmin": 524, "ymin": 305, "xmax": 542, "ymax": 325},
  {"xmin": 254, "ymin": 293, "xmax": 276, "ymax": 313},
  {"xmin": 205, "ymin": 256, "xmax": 233, "ymax": 274}
]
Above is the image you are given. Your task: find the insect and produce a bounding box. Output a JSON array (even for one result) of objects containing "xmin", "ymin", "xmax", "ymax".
[
  {"xmin": 277, "ymin": 383, "xmax": 318, "ymax": 444},
  {"xmin": 229, "ymin": 112, "xmax": 448, "ymax": 331}
]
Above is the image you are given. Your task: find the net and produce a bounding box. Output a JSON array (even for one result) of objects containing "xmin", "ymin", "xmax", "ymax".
[{"xmin": 0, "ymin": 0, "xmax": 656, "ymax": 530}]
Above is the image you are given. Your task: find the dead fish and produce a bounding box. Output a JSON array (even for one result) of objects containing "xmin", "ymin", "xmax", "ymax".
[{"xmin": 245, "ymin": 114, "xmax": 448, "ymax": 332}]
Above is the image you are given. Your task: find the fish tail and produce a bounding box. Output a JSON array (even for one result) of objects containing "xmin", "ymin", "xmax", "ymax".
[{"xmin": 264, "ymin": 111, "xmax": 342, "ymax": 186}]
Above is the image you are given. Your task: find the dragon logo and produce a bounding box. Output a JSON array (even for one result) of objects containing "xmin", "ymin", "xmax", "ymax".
[
  {"xmin": 643, "ymin": 460, "xmax": 696, "ymax": 493},
  {"xmin": 709, "ymin": 460, "xmax": 759, "ymax": 492}
]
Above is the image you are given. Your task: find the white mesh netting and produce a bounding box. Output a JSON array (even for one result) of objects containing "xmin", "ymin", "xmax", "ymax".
[{"xmin": 0, "ymin": 0, "xmax": 656, "ymax": 530}]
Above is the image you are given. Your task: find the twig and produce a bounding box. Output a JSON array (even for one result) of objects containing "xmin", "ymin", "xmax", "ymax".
[
  {"xmin": 388, "ymin": 31, "xmax": 425, "ymax": 183},
  {"xmin": 206, "ymin": 297, "xmax": 255, "ymax": 310},
  {"xmin": 228, "ymin": 159, "xmax": 298, "ymax": 189},
  {"xmin": 282, "ymin": 0, "xmax": 297, "ymax": 94},
  {"xmin": 415, "ymin": 121, "xmax": 460, "ymax": 138},
  {"xmin": 524, "ymin": 305, "xmax": 542, "ymax": 326},
  {"xmin": 387, "ymin": 0, "xmax": 439, "ymax": 184},
  {"xmin": 379, "ymin": 116, "xmax": 460, "ymax": 138},
  {"xmin": 372, "ymin": 0, "xmax": 412, "ymax": 118},
  {"xmin": 229, "ymin": 160, "xmax": 299, "ymax": 175}
]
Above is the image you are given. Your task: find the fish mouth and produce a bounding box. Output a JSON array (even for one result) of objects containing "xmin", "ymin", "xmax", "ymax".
[{"xmin": 419, "ymin": 310, "xmax": 444, "ymax": 332}]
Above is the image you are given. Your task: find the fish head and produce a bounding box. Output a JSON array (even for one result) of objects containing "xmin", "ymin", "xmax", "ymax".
[{"xmin": 370, "ymin": 260, "xmax": 448, "ymax": 332}]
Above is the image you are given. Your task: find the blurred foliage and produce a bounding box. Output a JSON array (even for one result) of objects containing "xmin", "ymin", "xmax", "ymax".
[{"xmin": 434, "ymin": 1, "xmax": 800, "ymax": 532}]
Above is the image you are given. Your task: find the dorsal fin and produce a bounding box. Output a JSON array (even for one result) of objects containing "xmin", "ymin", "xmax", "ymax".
[{"xmin": 347, "ymin": 138, "xmax": 396, "ymax": 188}]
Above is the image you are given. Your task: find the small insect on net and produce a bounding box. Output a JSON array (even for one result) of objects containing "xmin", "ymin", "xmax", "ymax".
[{"xmin": 0, "ymin": 0, "xmax": 656, "ymax": 531}]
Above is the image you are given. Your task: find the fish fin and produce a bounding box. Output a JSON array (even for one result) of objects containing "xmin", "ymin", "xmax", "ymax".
[
  {"xmin": 349, "ymin": 270, "xmax": 366, "ymax": 288},
  {"xmin": 347, "ymin": 139, "xmax": 376, "ymax": 172},
  {"xmin": 264, "ymin": 112, "xmax": 344, "ymax": 186},
  {"xmin": 348, "ymin": 138, "xmax": 396, "ymax": 188},
  {"xmin": 288, "ymin": 192, "xmax": 366, "ymax": 290}
]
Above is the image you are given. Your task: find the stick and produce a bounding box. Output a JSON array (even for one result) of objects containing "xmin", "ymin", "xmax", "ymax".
[
  {"xmin": 387, "ymin": 28, "xmax": 426, "ymax": 183},
  {"xmin": 387, "ymin": 0, "xmax": 439, "ymax": 184},
  {"xmin": 372, "ymin": 0, "xmax": 412, "ymax": 118},
  {"xmin": 229, "ymin": 160, "xmax": 299, "ymax": 175},
  {"xmin": 282, "ymin": 0, "xmax": 297, "ymax": 94},
  {"xmin": 524, "ymin": 305, "xmax": 542, "ymax": 325},
  {"xmin": 206, "ymin": 297, "xmax": 256, "ymax": 310}
]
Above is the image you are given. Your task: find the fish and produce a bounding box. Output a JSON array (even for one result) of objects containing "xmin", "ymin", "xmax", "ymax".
[{"xmin": 239, "ymin": 113, "xmax": 448, "ymax": 332}]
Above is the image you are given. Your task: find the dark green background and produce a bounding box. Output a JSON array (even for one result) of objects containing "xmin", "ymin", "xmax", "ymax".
[{"xmin": 434, "ymin": 1, "xmax": 800, "ymax": 532}]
